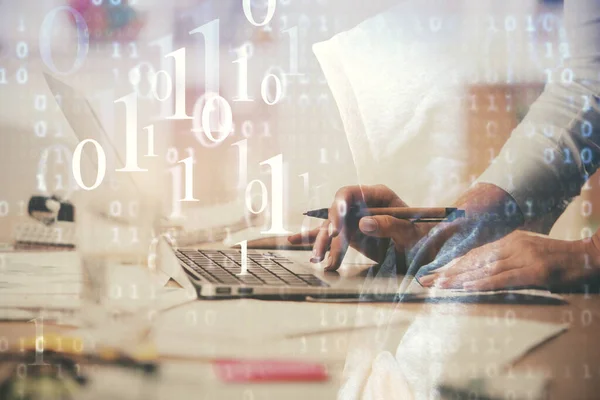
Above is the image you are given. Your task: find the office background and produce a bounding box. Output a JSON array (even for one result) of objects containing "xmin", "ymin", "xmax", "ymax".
[{"xmin": 0, "ymin": 0, "xmax": 587, "ymax": 240}]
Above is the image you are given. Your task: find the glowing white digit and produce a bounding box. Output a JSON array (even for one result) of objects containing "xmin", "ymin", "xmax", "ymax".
[
  {"xmin": 232, "ymin": 139, "xmax": 248, "ymax": 192},
  {"xmin": 29, "ymin": 317, "xmax": 49, "ymax": 365},
  {"xmin": 299, "ymin": 172, "xmax": 309, "ymax": 197},
  {"xmin": 34, "ymin": 121, "xmax": 47, "ymax": 137},
  {"xmin": 261, "ymin": 154, "xmax": 290, "ymax": 234},
  {"xmin": 243, "ymin": 0, "xmax": 277, "ymax": 26},
  {"xmin": 232, "ymin": 43, "xmax": 254, "ymax": 102},
  {"xmin": 151, "ymin": 70, "xmax": 172, "ymax": 102},
  {"xmin": 189, "ymin": 20, "xmax": 220, "ymax": 95},
  {"xmin": 164, "ymin": 48, "xmax": 191, "ymax": 120},
  {"xmin": 179, "ymin": 156, "xmax": 198, "ymax": 202},
  {"xmin": 73, "ymin": 139, "xmax": 106, "ymax": 191},
  {"xmin": 112, "ymin": 42, "xmax": 121, "ymax": 58},
  {"xmin": 144, "ymin": 125, "xmax": 157, "ymax": 157},
  {"xmin": 169, "ymin": 156, "xmax": 198, "ymax": 218},
  {"xmin": 129, "ymin": 62, "xmax": 156, "ymax": 99},
  {"xmin": 261, "ymin": 66, "xmax": 286, "ymax": 105},
  {"xmin": 149, "ymin": 34, "xmax": 176, "ymax": 119},
  {"xmin": 262, "ymin": 121, "xmax": 271, "ymax": 137},
  {"xmin": 16, "ymin": 67, "xmax": 28, "ymax": 84},
  {"xmin": 0, "ymin": 202, "xmax": 8, "ymax": 217},
  {"xmin": 166, "ymin": 147, "xmax": 179, "ymax": 164},
  {"xmin": 261, "ymin": 74, "xmax": 282, "ymax": 105},
  {"xmin": 246, "ymin": 180, "xmax": 268, "ymax": 214},
  {"xmin": 191, "ymin": 95, "xmax": 224, "ymax": 148},
  {"xmin": 55, "ymin": 175, "xmax": 64, "ymax": 191},
  {"xmin": 34, "ymin": 95, "xmax": 47, "ymax": 111},
  {"xmin": 237, "ymin": 240, "xmax": 248, "ymax": 275},
  {"xmin": 16, "ymin": 41, "xmax": 28, "ymax": 59},
  {"xmin": 110, "ymin": 200, "xmax": 122, "ymax": 216},
  {"xmin": 54, "ymin": 227, "xmax": 63, "ymax": 243},
  {"xmin": 168, "ymin": 165, "xmax": 183, "ymax": 218},
  {"xmin": 114, "ymin": 93, "xmax": 148, "ymax": 172},
  {"xmin": 241, "ymin": 120, "xmax": 254, "ymax": 138},
  {"xmin": 282, "ymin": 26, "xmax": 301, "ymax": 75},
  {"xmin": 40, "ymin": 6, "xmax": 89, "ymax": 75},
  {"xmin": 201, "ymin": 95, "xmax": 233, "ymax": 143},
  {"xmin": 128, "ymin": 42, "xmax": 138, "ymax": 58}
]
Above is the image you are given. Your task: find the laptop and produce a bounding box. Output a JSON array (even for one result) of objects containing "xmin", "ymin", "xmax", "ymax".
[{"xmin": 43, "ymin": 73, "xmax": 402, "ymax": 300}]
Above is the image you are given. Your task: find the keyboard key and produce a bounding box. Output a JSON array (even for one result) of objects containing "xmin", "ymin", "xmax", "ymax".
[{"xmin": 178, "ymin": 250, "xmax": 322, "ymax": 289}]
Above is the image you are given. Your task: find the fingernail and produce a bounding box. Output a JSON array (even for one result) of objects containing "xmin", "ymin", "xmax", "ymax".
[
  {"xmin": 328, "ymin": 223, "xmax": 335, "ymax": 237},
  {"xmin": 310, "ymin": 249, "xmax": 323, "ymax": 264},
  {"xmin": 418, "ymin": 275, "xmax": 435, "ymax": 286},
  {"xmin": 287, "ymin": 236, "xmax": 293, "ymax": 244},
  {"xmin": 433, "ymin": 277, "xmax": 448, "ymax": 288},
  {"xmin": 359, "ymin": 217, "xmax": 378, "ymax": 233},
  {"xmin": 324, "ymin": 254, "xmax": 334, "ymax": 271}
]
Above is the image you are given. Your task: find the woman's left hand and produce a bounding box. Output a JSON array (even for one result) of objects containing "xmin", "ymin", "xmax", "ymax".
[{"xmin": 418, "ymin": 230, "xmax": 600, "ymax": 291}]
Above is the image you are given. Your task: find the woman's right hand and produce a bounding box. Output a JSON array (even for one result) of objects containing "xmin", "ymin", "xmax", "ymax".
[{"xmin": 287, "ymin": 185, "xmax": 428, "ymax": 271}]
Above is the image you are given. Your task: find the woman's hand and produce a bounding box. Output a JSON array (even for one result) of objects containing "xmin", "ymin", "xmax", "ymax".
[
  {"xmin": 419, "ymin": 230, "xmax": 600, "ymax": 291},
  {"xmin": 288, "ymin": 185, "xmax": 429, "ymax": 271}
]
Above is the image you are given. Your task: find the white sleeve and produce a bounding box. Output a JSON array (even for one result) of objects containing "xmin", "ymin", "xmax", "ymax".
[{"xmin": 477, "ymin": 0, "xmax": 600, "ymax": 222}]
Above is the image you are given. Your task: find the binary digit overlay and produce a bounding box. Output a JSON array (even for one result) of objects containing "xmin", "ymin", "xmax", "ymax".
[{"xmin": 3, "ymin": 1, "xmax": 600, "ymax": 399}]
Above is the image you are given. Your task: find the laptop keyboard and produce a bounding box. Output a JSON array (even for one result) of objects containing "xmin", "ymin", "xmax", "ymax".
[{"xmin": 176, "ymin": 249, "xmax": 329, "ymax": 287}]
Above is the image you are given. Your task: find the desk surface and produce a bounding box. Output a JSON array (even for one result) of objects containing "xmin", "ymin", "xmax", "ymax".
[
  {"xmin": 2, "ymin": 294, "xmax": 600, "ymax": 399},
  {"xmin": 1, "ymin": 216, "xmax": 599, "ymax": 398}
]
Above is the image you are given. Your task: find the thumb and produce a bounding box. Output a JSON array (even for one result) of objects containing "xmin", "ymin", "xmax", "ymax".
[{"xmin": 359, "ymin": 216, "xmax": 419, "ymax": 247}]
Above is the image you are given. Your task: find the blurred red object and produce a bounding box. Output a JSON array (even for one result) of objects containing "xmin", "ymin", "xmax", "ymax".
[{"xmin": 68, "ymin": 0, "xmax": 145, "ymax": 42}]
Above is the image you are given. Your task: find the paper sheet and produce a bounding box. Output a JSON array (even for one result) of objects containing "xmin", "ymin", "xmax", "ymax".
[
  {"xmin": 154, "ymin": 300, "xmax": 410, "ymax": 342},
  {"xmin": 153, "ymin": 304, "xmax": 564, "ymax": 399},
  {"xmin": 337, "ymin": 308, "xmax": 565, "ymax": 400},
  {"xmin": 0, "ymin": 251, "xmax": 82, "ymax": 293},
  {"xmin": 402, "ymin": 279, "xmax": 565, "ymax": 305},
  {"xmin": 153, "ymin": 300, "xmax": 566, "ymax": 361}
]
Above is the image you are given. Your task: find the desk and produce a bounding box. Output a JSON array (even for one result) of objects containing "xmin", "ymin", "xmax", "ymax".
[
  {"xmin": 2, "ymin": 293, "xmax": 600, "ymax": 399},
  {"xmin": 1, "ymin": 214, "xmax": 599, "ymax": 398}
]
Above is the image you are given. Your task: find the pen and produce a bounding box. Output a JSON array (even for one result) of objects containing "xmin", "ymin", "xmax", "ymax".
[{"xmin": 303, "ymin": 206, "xmax": 465, "ymax": 221}]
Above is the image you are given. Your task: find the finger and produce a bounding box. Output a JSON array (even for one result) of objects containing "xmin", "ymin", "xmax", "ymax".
[
  {"xmin": 311, "ymin": 221, "xmax": 332, "ymax": 263},
  {"xmin": 329, "ymin": 185, "xmax": 407, "ymax": 238},
  {"xmin": 416, "ymin": 224, "xmax": 514, "ymax": 278},
  {"xmin": 437, "ymin": 260, "xmax": 515, "ymax": 289},
  {"xmin": 422, "ymin": 243, "xmax": 513, "ymax": 288},
  {"xmin": 417, "ymin": 257, "xmax": 461, "ymax": 286},
  {"xmin": 433, "ymin": 241, "xmax": 511, "ymax": 279},
  {"xmin": 418, "ymin": 272, "xmax": 440, "ymax": 287},
  {"xmin": 462, "ymin": 268, "xmax": 537, "ymax": 291},
  {"xmin": 328, "ymin": 187, "xmax": 364, "ymax": 238},
  {"xmin": 288, "ymin": 228, "xmax": 319, "ymax": 245},
  {"xmin": 358, "ymin": 216, "xmax": 420, "ymax": 248},
  {"xmin": 325, "ymin": 231, "xmax": 350, "ymax": 271},
  {"xmin": 348, "ymin": 231, "xmax": 390, "ymax": 264}
]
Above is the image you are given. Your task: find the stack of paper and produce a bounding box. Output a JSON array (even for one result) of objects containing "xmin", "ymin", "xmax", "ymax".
[{"xmin": 0, "ymin": 250, "xmax": 196, "ymax": 323}]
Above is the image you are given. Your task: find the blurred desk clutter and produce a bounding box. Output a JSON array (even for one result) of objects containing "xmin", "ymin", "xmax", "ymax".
[
  {"xmin": 12, "ymin": 195, "xmax": 76, "ymax": 249},
  {"xmin": 1, "ymin": 0, "xmax": 599, "ymax": 398},
  {"xmin": 0, "ymin": 238, "xmax": 587, "ymax": 399},
  {"xmin": 11, "ymin": 194, "xmax": 265, "ymax": 250}
]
